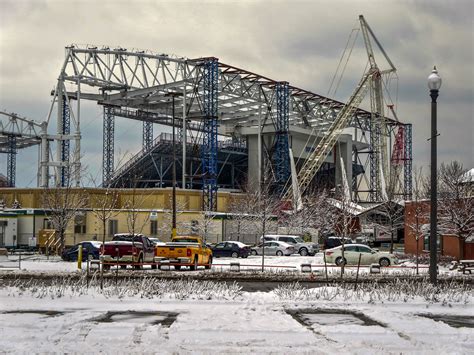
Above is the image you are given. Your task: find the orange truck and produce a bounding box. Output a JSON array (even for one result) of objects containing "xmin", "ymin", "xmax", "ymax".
[{"xmin": 154, "ymin": 236, "xmax": 212, "ymax": 270}]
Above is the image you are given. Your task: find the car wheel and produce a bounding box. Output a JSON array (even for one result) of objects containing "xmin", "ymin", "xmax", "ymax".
[
  {"xmin": 276, "ymin": 250, "xmax": 283, "ymax": 256},
  {"xmin": 205, "ymin": 257, "xmax": 212, "ymax": 269},
  {"xmin": 379, "ymin": 258, "xmax": 390, "ymax": 267},
  {"xmin": 299, "ymin": 248, "xmax": 309, "ymax": 256},
  {"xmin": 231, "ymin": 252, "xmax": 238, "ymax": 258},
  {"xmin": 251, "ymin": 250, "xmax": 258, "ymax": 256},
  {"xmin": 335, "ymin": 257, "xmax": 346, "ymax": 266},
  {"xmin": 134, "ymin": 256, "xmax": 143, "ymax": 270}
]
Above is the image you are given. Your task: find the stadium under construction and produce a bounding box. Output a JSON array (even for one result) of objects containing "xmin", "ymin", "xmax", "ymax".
[{"xmin": 0, "ymin": 16, "xmax": 412, "ymax": 211}]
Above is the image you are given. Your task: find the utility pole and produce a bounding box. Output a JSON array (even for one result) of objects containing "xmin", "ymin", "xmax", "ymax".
[{"xmin": 166, "ymin": 92, "xmax": 183, "ymax": 239}]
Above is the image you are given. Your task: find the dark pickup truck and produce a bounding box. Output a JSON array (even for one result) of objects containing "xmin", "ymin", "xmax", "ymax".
[{"xmin": 101, "ymin": 233, "xmax": 156, "ymax": 269}]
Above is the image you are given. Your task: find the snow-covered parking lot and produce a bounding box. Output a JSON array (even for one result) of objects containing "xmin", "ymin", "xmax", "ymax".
[
  {"xmin": 0, "ymin": 252, "xmax": 457, "ymax": 277},
  {"xmin": 1, "ymin": 253, "xmax": 473, "ymax": 354},
  {"xmin": 0, "ymin": 277, "xmax": 473, "ymax": 354}
]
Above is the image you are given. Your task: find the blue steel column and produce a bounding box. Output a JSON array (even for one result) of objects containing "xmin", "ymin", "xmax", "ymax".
[
  {"xmin": 103, "ymin": 106, "xmax": 115, "ymax": 186},
  {"xmin": 202, "ymin": 59, "xmax": 219, "ymax": 211},
  {"xmin": 274, "ymin": 82, "xmax": 290, "ymax": 193},
  {"xmin": 61, "ymin": 96, "xmax": 70, "ymax": 187},
  {"xmin": 7, "ymin": 135, "xmax": 16, "ymax": 187},
  {"xmin": 403, "ymin": 123, "xmax": 413, "ymax": 200},
  {"xmin": 143, "ymin": 121, "xmax": 153, "ymax": 150}
]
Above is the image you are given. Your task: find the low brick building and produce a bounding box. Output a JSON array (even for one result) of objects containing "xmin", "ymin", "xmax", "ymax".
[{"xmin": 404, "ymin": 200, "xmax": 474, "ymax": 260}]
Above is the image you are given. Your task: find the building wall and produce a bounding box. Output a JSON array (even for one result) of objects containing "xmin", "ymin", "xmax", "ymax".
[
  {"xmin": 0, "ymin": 214, "xmax": 18, "ymax": 248},
  {"xmin": 404, "ymin": 201, "xmax": 430, "ymax": 255},
  {"xmin": 404, "ymin": 200, "xmax": 473, "ymax": 260},
  {"xmin": 0, "ymin": 188, "xmax": 233, "ymax": 212}
]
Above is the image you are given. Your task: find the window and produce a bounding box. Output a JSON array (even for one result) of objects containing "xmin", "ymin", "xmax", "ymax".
[
  {"xmin": 74, "ymin": 214, "xmax": 87, "ymax": 234},
  {"xmin": 279, "ymin": 237, "xmax": 289, "ymax": 243},
  {"xmin": 215, "ymin": 243, "xmax": 225, "ymax": 249},
  {"xmin": 150, "ymin": 220, "xmax": 158, "ymax": 236},
  {"xmin": 344, "ymin": 245, "xmax": 357, "ymax": 252},
  {"xmin": 43, "ymin": 219, "xmax": 54, "ymax": 229},
  {"xmin": 108, "ymin": 219, "xmax": 118, "ymax": 237},
  {"xmin": 357, "ymin": 246, "xmax": 372, "ymax": 253}
]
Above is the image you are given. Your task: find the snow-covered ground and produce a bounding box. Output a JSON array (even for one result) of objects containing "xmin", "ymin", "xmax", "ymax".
[
  {"xmin": 1, "ymin": 253, "xmax": 472, "ymax": 353},
  {"xmin": 0, "ymin": 279, "xmax": 472, "ymax": 354}
]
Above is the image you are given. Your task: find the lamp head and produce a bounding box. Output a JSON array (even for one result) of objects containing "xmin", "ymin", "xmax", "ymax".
[{"xmin": 428, "ymin": 66, "xmax": 442, "ymax": 91}]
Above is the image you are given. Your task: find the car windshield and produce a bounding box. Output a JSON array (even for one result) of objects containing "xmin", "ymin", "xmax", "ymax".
[
  {"xmin": 173, "ymin": 238, "xmax": 199, "ymax": 243},
  {"xmin": 113, "ymin": 235, "xmax": 143, "ymax": 243}
]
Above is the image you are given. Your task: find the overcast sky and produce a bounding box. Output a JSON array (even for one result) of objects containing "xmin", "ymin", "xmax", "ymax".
[{"xmin": 1, "ymin": 0, "xmax": 472, "ymax": 187}]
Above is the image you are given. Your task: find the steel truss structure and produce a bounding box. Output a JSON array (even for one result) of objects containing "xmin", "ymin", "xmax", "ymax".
[
  {"xmin": 0, "ymin": 111, "xmax": 46, "ymax": 187},
  {"xmin": 31, "ymin": 43, "xmax": 411, "ymax": 204},
  {"xmin": 102, "ymin": 106, "xmax": 115, "ymax": 186}
]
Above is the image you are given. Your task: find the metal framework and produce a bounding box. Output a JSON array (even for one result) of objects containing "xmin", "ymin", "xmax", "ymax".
[
  {"xmin": 274, "ymin": 82, "xmax": 290, "ymax": 192},
  {"xmin": 103, "ymin": 106, "xmax": 115, "ymax": 185},
  {"xmin": 403, "ymin": 123, "xmax": 413, "ymax": 200},
  {"xmin": 202, "ymin": 59, "xmax": 219, "ymax": 211},
  {"xmin": 0, "ymin": 111, "xmax": 45, "ymax": 187},
  {"xmin": 142, "ymin": 121, "xmax": 153, "ymax": 151},
  {"xmin": 33, "ymin": 40, "xmax": 410, "ymax": 202},
  {"xmin": 60, "ymin": 96, "xmax": 71, "ymax": 187},
  {"xmin": 6, "ymin": 135, "xmax": 16, "ymax": 187}
]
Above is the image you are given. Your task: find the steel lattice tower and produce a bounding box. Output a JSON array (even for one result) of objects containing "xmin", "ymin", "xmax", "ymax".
[
  {"xmin": 6, "ymin": 135, "xmax": 16, "ymax": 187},
  {"xmin": 202, "ymin": 59, "xmax": 219, "ymax": 211},
  {"xmin": 103, "ymin": 106, "xmax": 115, "ymax": 186},
  {"xmin": 274, "ymin": 82, "xmax": 290, "ymax": 193},
  {"xmin": 404, "ymin": 123, "xmax": 413, "ymax": 200},
  {"xmin": 60, "ymin": 96, "xmax": 70, "ymax": 187},
  {"xmin": 143, "ymin": 121, "xmax": 153, "ymax": 150},
  {"xmin": 369, "ymin": 118, "xmax": 380, "ymax": 201}
]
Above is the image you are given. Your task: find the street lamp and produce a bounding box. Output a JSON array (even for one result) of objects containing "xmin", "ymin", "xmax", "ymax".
[
  {"xmin": 165, "ymin": 91, "xmax": 183, "ymax": 239},
  {"xmin": 428, "ymin": 66, "xmax": 442, "ymax": 285}
]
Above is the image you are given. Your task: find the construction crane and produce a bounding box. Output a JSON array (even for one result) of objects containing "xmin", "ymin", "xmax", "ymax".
[
  {"xmin": 282, "ymin": 15, "xmax": 397, "ymax": 206},
  {"xmin": 359, "ymin": 15, "xmax": 397, "ymax": 201},
  {"xmin": 283, "ymin": 69, "xmax": 375, "ymax": 203},
  {"xmin": 0, "ymin": 111, "xmax": 47, "ymax": 187}
]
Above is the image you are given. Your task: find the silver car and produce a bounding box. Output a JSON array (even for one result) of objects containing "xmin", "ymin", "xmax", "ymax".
[
  {"xmin": 251, "ymin": 241, "xmax": 295, "ymax": 256},
  {"xmin": 262, "ymin": 235, "xmax": 319, "ymax": 256}
]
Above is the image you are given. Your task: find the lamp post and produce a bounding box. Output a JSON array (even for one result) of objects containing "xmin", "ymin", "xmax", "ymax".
[
  {"xmin": 165, "ymin": 92, "xmax": 183, "ymax": 239},
  {"xmin": 428, "ymin": 66, "xmax": 442, "ymax": 285}
]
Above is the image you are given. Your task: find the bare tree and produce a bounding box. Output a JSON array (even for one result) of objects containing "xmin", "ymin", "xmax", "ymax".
[
  {"xmin": 405, "ymin": 167, "xmax": 429, "ymax": 274},
  {"xmin": 373, "ymin": 172, "xmax": 405, "ymax": 254},
  {"xmin": 227, "ymin": 186, "xmax": 266, "ymax": 243},
  {"xmin": 330, "ymin": 190, "xmax": 358, "ymax": 276},
  {"xmin": 41, "ymin": 184, "xmax": 88, "ymax": 252},
  {"xmin": 304, "ymin": 188, "xmax": 335, "ymax": 240},
  {"xmin": 89, "ymin": 188, "xmax": 120, "ymax": 245},
  {"xmin": 438, "ymin": 161, "xmax": 473, "ymax": 259}
]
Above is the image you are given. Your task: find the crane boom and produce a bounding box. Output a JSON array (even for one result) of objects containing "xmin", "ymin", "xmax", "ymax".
[{"xmin": 283, "ymin": 70, "xmax": 374, "ymax": 201}]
